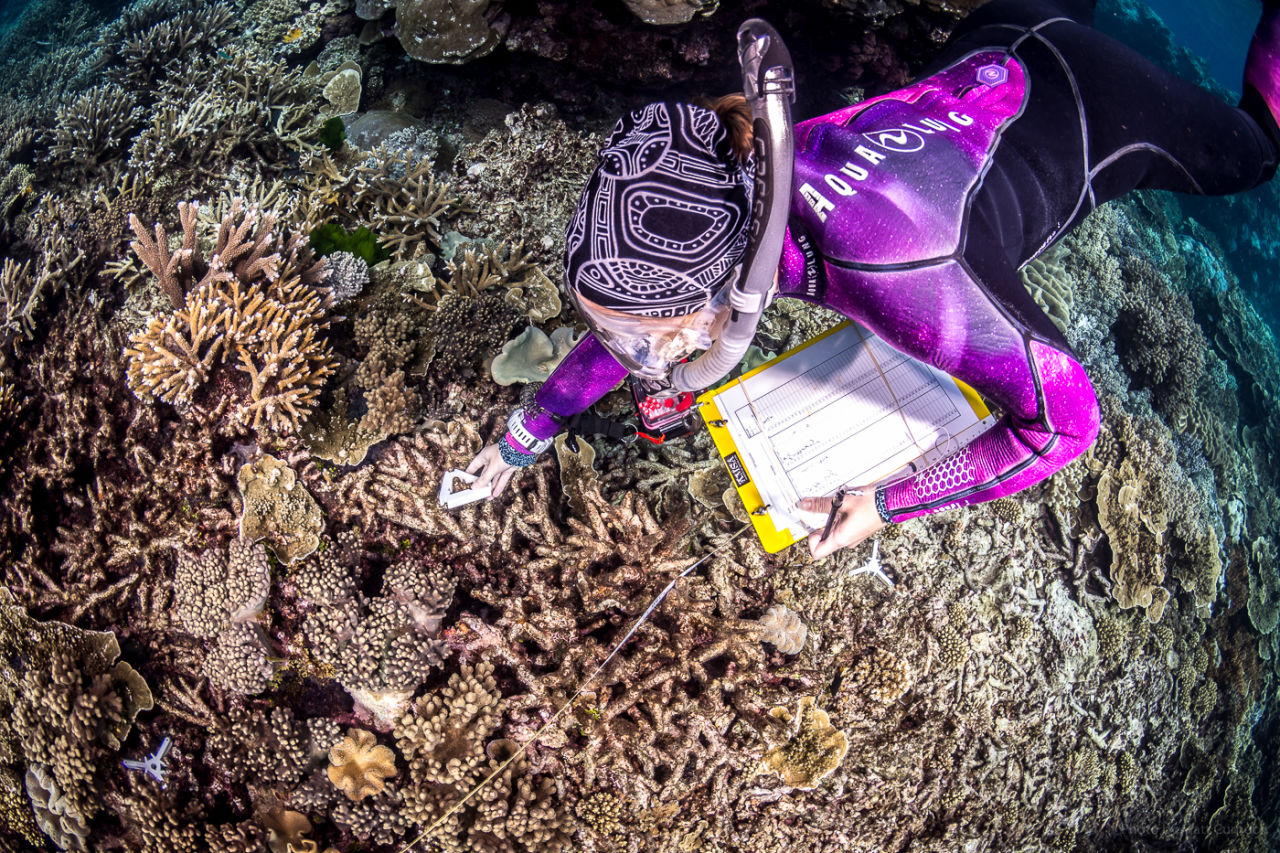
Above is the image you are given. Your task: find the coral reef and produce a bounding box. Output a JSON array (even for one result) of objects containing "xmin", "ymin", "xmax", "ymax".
[
  {"xmin": 395, "ymin": 0, "xmax": 505, "ymax": 64},
  {"xmin": 0, "ymin": 588, "xmax": 153, "ymax": 837},
  {"xmin": 0, "ymin": 0, "xmax": 1277, "ymax": 850},
  {"xmin": 756, "ymin": 604, "xmax": 808, "ymax": 655},
  {"xmin": 301, "ymin": 543, "xmax": 456, "ymax": 727},
  {"xmin": 302, "ymin": 146, "xmax": 466, "ymax": 261},
  {"xmin": 238, "ymin": 454, "xmax": 324, "ymax": 564},
  {"xmin": 124, "ymin": 200, "xmax": 337, "ymax": 437},
  {"xmin": 759, "ymin": 697, "xmax": 849, "ymax": 790}
]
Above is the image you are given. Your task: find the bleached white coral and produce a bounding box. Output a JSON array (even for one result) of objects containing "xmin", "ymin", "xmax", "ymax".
[{"xmin": 757, "ymin": 605, "xmax": 807, "ymax": 655}]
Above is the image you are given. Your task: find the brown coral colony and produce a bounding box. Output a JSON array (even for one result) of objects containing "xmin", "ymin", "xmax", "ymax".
[{"xmin": 0, "ymin": 0, "xmax": 1277, "ymax": 851}]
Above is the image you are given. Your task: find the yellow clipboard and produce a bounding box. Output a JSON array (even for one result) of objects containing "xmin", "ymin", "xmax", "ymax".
[{"xmin": 697, "ymin": 322, "xmax": 991, "ymax": 553}]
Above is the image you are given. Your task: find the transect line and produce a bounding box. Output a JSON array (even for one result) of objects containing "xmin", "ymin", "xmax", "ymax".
[{"xmin": 397, "ymin": 522, "xmax": 753, "ymax": 853}]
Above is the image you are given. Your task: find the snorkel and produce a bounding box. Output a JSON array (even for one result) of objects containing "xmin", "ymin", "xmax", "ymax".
[{"xmin": 668, "ymin": 19, "xmax": 796, "ymax": 393}]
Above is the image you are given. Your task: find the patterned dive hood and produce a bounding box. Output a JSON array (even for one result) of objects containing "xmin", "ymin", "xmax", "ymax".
[{"xmin": 564, "ymin": 101, "xmax": 754, "ymax": 318}]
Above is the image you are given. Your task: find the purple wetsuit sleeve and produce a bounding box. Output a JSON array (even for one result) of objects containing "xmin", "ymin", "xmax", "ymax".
[
  {"xmin": 808, "ymin": 254, "xmax": 1101, "ymax": 523},
  {"xmin": 878, "ymin": 341, "xmax": 1099, "ymax": 521},
  {"xmin": 506, "ymin": 333, "xmax": 629, "ymax": 450}
]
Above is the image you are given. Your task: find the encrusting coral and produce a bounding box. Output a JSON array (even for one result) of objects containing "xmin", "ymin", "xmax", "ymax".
[
  {"xmin": 124, "ymin": 199, "xmax": 337, "ymax": 437},
  {"xmin": 238, "ymin": 454, "xmax": 324, "ymax": 564},
  {"xmin": 759, "ymin": 696, "xmax": 849, "ymax": 790},
  {"xmin": 1247, "ymin": 536, "xmax": 1278, "ymax": 634},
  {"xmin": 328, "ymin": 728, "xmax": 397, "ymax": 801},
  {"xmin": 0, "ymin": 768, "xmax": 41, "ymax": 850}
]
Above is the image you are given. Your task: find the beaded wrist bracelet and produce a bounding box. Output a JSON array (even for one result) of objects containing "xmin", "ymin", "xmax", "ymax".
[
  {"xmin": 498, "ymin": 435, "xmax": 538, "ymax": 467},
  {"xmin": 874, "ymin": 485, "xmax": 894, "ymax": 524}
]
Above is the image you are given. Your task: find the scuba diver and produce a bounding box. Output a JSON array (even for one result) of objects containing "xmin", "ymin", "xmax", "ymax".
[{"xmin": 468, "ymin": 0, "xmax": 1280, "ymax": 558}]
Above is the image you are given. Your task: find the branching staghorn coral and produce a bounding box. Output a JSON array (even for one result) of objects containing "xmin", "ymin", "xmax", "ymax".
[
  {"xmin": 443, "ymin": 240, "xmax": 563, "ymax": 323},
  {"xmin": 458, "ymin": 475, "xmax": 783, "ymax": 806},
  {"xmin": 126, "ymin": 48, "xmax": 320, "ymax": 180},
  {"xmin": 95, "ymin": 0, "xmax": 237, "ymax": 88},
  {"xmin": 46, "ymin": 82, "xmax": 142, "ymax": 176},
  {"xmin": 335, "ymin": 419, "xmax": 518, "ymax": 548},
  {"xmin": 0, "ymin": 215, "xmax": 85, "ymax": 341},
  {"xmin": 124, "ymin": 199, "xmax": 337, "ymax": 436},
  {"xmin": 303, "ymin": 146, "xmax": 467, "ymax": 260}
]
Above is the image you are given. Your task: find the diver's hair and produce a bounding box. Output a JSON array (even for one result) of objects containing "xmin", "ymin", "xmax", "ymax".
[{"xmin": 706, "ymin": 94, "xmax": 753, "ymax": 162}]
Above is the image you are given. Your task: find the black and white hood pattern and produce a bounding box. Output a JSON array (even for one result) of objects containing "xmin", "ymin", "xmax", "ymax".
[{"xmin": 564, "ymin": 101, "xmax": 754, "ymax": 318}]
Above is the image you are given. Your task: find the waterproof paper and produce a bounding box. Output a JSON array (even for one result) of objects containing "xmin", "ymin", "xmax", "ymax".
[{"xmin": 699, "ymin": 322, "xmax": 995, "ymax": 552}]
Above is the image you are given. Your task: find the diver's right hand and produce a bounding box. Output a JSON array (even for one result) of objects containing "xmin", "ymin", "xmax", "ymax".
[{"xmin": 466, "ymin": 443, "xmax": 520, "ymax": 499}]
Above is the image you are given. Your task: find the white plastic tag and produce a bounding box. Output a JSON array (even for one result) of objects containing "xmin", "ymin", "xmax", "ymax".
[{"xmin": 438, "ymin": 470, "xmax": 491, "ymax": 509}]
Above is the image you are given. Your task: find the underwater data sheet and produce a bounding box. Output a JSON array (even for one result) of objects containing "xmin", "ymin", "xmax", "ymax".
[{"xmin": 702, "ymin": 322, "xmax": 995, "ymax": 549}]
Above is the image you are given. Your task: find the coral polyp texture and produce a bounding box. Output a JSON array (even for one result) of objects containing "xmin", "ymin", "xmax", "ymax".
[{"xmin": 0, "ymin": 0, "xmax": 1278, "ymax": 850}]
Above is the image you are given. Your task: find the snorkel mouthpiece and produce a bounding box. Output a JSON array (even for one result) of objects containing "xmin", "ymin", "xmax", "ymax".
[{"xmin": 668, "ymin": 19, "xmax": 795, "ymax": 392}]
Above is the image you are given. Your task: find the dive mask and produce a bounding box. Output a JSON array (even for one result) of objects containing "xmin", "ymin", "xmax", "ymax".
[{"xmin": 575, "ymin": 285, "xmax": 733, "ymax": 380}]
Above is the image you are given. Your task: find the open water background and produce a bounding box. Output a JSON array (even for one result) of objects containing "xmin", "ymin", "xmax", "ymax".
[{"xmin": 1143, "ymin": 0, "xmax": 1261, "ymax": 91}]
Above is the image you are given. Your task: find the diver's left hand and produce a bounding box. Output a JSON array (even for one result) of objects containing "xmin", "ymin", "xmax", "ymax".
[{"xmin": 797, "ymin": 489, "xmax": 886, "ymax": 560}]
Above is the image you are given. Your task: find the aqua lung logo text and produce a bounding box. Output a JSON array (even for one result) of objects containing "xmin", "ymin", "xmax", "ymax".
[
  {"xmin": 864, "ymin": 128, "xmax": 926, "ymax": 153},
  {"xmin": 800, "ymin": 110, "xmax": 975, "ymax": 222},
  {"xmin": 725, "ymin": 453, "xmax": 750, "ymax": 487}
]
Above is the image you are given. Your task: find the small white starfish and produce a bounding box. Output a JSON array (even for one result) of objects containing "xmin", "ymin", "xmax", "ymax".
[
  {"xmin": 846, "ymin": 540, "xmax": 894, "ymax": 588},
  {"xmin": 122, "ymin": 736, "xmax": 172, "ymax": 786}
]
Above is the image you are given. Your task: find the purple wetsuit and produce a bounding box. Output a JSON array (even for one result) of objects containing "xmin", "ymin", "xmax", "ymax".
[{"xmin": 508, "ymin": 0, "xmax": 1280, "ymax": 523}]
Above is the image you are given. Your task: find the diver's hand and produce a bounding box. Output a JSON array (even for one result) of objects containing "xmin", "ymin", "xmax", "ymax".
[
  {"xmin": 466, "ymin": 443, "xmax": 519, "ymax": 499},
  {"xmin": 797, "ymin": 489, "xmax": 885, "ymax": 559}
]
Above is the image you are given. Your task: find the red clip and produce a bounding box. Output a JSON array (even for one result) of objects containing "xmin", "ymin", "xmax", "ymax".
[{"xmin": 636, "ymin": 431, "xmax": 666, "ymax": 445}]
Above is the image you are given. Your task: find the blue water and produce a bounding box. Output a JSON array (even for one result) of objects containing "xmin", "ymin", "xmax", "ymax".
[{"xmin": 1144, "ymin": 0, "xmax": 1261, "ymax": 91}]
